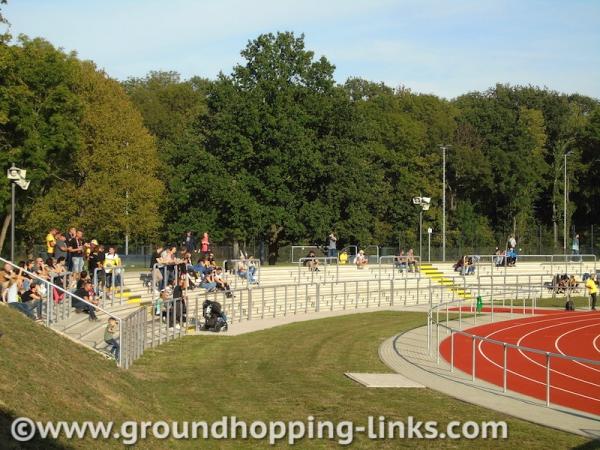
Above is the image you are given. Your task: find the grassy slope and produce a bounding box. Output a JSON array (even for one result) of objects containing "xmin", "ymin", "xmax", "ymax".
[{"xmin": 0, "ymin": 306, "xmax": 593, "ymax": 449}]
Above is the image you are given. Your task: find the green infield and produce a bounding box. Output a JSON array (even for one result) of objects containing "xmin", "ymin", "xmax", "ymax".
[{"xmin": 0, "ymin": 306, "xmax": 593, "ymax": 449}]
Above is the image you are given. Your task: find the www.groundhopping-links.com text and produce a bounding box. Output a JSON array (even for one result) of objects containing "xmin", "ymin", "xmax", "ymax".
[{"xmin": 11, "ymin": 416, "xmax": 508, "ymax": 445}]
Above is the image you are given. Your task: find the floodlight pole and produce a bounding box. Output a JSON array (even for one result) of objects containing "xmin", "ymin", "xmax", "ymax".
[
  {"xmin": 442, "ymin": 145, "xmax": 446, "ymax": 262},
  {"xmin": 563, "ymin": 151, "xmax": 573, "ymax": 254},
  {"xmin": 419, "ymin": 209, "xmax": 423, "ymax": 260},
  {"xmin": 10, "ymin": 181, "xmax": 15, "ymax": 261}
]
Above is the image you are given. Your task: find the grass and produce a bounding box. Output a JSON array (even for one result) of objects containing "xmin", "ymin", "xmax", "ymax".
[
  {"xmin": 0, "ymin": 305, "xmax": 595, "ymax": 449},
  {"xmin": 505, "ymin": 295, "xmax": 592, "ymax": 309}
]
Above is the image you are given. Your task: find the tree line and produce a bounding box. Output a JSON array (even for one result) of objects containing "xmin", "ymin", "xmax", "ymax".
[{"xmin": 1, "ymin": 30, "xmax": 599, "ymax": 263}]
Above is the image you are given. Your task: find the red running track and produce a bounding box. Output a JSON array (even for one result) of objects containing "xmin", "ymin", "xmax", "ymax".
[{"xmin": 439, "ymin": 311, "xmax": 600, "ymax": 416}]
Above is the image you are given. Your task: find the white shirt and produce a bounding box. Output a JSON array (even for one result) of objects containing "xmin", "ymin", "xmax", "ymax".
[{"xmin": 6, "ymin": 283, "xmax": 18, "ymax": 303}]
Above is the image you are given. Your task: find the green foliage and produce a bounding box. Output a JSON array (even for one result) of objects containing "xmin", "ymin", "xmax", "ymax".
[{"xmin": 2, "ymin": 27, "xmax": 600, "ymax": 258}]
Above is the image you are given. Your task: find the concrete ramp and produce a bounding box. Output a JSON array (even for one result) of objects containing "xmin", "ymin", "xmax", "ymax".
[{"xmin": 345, "ymin": 373, "xmax": 425, "ymax": 388}]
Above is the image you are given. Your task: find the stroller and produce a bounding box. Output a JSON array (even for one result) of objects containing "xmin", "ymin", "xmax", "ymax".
[{"xmin": 201, "ymin": 300, "xmax": 228, "ymax": 332}]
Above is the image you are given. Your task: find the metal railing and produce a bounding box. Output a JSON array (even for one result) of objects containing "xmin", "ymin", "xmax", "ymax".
[
  {"xmin": 297, "ymin": 256, "xmax": 339, "ymax": 283},
  {"xmin": 468, "ymin": 254, "xmax": 597, "ymax": 278},
  {"xmin": 290, "ymin": 246, "xmax": 323, "ymax": 263},
  {"xmin": 427, "ymin": 284, "xmax": 599, "ymax": 412},
  {"xmin": 224, "ymin": 258, "xmax": 261, "ymax": 289},
  {"xmin": 0, "ymin": 256, "xmax": 125, "ymax": 368},
  {"xmin": 93, "ymin": 265, "xmax": 125, "ymax": 308},
  {"xmin": 377, "ymin": 255, "xmax": 422, "ymax": 280}
]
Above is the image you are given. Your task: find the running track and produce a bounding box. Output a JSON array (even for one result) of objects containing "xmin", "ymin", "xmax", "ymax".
[{"xmin": 439, "ymin": 311, "xmax": 600, "ymax": 416}]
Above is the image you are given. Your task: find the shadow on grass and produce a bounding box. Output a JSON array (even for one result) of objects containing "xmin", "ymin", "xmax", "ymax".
[{"xmin": 0, "ymin": 408, "xmax": 73, "ymax": 450}]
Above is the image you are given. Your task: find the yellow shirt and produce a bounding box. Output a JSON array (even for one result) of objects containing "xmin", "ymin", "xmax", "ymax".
[
  {"xmin": 46, "ymin": 233, "xmax": 56, "ymax": 254},
  {"xmin": 585, "ymin": 278, "xmax": 598, "ymax": 295}
]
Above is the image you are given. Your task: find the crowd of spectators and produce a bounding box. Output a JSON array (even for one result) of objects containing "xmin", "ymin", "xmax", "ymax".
[{"xmin": 1, "ymin": 226, "xmax": 121, "ymax": 357}]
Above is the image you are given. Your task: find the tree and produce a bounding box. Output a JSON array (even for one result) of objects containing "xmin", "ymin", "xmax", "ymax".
[
  {"xmin": 0, "ymin": 36, "xmax": 83, "ymax": 254},
  {"xmin": 26, "ymin": 61, "xmax": 164, "ymax": 244},
  {"xmin": 204, "ymin": 32, "xmax": 340, "ymax": 263}
]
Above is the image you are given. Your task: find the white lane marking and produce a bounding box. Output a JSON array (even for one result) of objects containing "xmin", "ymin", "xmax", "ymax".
[
  {"xmin": 555, "ymin": 323, "xmax": 600, "ymax": 373},
  {"xmin": 470, "ymin": 314, "xmax": 600, "ymax": 403}
]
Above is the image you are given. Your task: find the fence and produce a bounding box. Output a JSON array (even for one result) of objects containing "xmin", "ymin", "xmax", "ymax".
[
  {"xmin": 427, "ymin": 284, "xmax": 598, "ymax": 412},
  {"xmin": 93, "ymin": 266, "xmax": 125, "ymax": 308},
  {"xmin": 0, "ymin": 256, "xmax": 126, "ymax": 368}
]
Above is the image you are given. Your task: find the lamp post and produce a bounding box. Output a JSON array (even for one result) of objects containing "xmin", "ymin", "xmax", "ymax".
[
  {"xmin": 427, "ymin": 227, "xmax": 432, "ymax": 262},
  {"xmin": 440, "ymin": 145, "xmax": 450, "ymax": 262},
  {"xmin": 564, "ymin": 151, "xmax": 573, "ymax": 254},
  {"xmin": 6, "ymin": 164, "xmax": 30, "ymax": 261},
  {"xmin": 413, "ymin": 196, "xmax": 431, "ymax": 259}
]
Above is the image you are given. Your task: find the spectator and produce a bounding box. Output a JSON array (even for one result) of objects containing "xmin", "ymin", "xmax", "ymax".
[
  {"xmin": 304, "ymin": 250, "xmax": 320, "ymax": 272},
  {"xmin": 214, "ymin": 267, "xmax": 233, "ymax": 298},
  {"xmin": 170, "ymin": 277, "xmax": 187, "ymax": 328},
  {"xmin": 199, "ymin": 268, "xmax": 217, "ymax": 292},
  {"xmin": 65, "ymin": 227, "xmax": 77, "ymax": 271},
  {"xmin": 207, "ymin": 252, "xmax": 216, "ymax": 267},
  {"xmin": 45, "ymin": 228, "xmax": 58, "ymax": 259},
  {"xmin": 339, "ymin": 250, "xmax": 348, "ymax": 265},
  {"xmin": 327, "ymin": 232, "xmax": 337, "ymax": 258},
  {"xmin": 395, "ymin": 249, "xmax": 407, "ymax": 271},
  {"xmin": 20, "ymin": 282, "xmax": 44, "ymax": 320},
  {"xmin": 104, "ymin": 317, "xmax": 120, "ymax": 360},
  {"xmin": 237, "ymin": 257, "xmax": 257, "ymax": 284},
  {"xmin": 586, "ymin": 274, "xmax": 597, "ymax": 311},
  {"xmin": 87, "ymin": 241, "xmax": 103, "ymax": 284},
  {"xmin": 508, "ymin": 235, "xmax": 516, "ymax": 251},
  {"xmin": 355, "ymin": 250, "xmax": 368, "ymax": 269},
  {"xmin": 201, "ymin": 232, "xmax": 210, "ymax": 258},
  {"xmin": 493, "ymin": 247, "xmax": 505, "ymax": 267},
  {"xmin": 453, "ymin": 256, "xmax": 465, "ymax": 273},
  {"xmin": 572, "ymin": 234, "xmax": 581, "ymax": 262},
  {"xmin": 406, "ymin": 248, "xmax": 418, "ymax": 272},
  {"xmin": 183, "ymin": 231, "xmax": 197, "ymax": 254},
  {"xmin": 68, "ymin": 229, "xmax": 85, "ymax": 279},
  {"xmin": 104, "ymin": 246, "xmax": 122, "ymax": 289},
  {"xmin": 54, "ymin": 232, "xmax": 68, "ymax": 260},
  {"xmin": 73, "ymin": 280, "xmax": 98, "ymax": 321}
]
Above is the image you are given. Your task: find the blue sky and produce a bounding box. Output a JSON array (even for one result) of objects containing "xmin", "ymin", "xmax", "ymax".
[{"xmin": 3, "ymin": 0, "xmax": 600, "ymax": 99}]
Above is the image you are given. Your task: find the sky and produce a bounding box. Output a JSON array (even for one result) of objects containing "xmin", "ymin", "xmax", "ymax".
[{"xmin": 3, "ymin": 0, "xmax": 600, "ymax": 99}]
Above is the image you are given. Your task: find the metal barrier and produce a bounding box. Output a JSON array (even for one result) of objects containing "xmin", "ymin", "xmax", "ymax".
[
  {"xmin": 297, "ymin": 256, "xmax": 339, "ymax": 283},
  {"xmin": 93, "ymin": 265, "xmax": 125, "ymax": 308},
  {"xmin": 151, "ymin": 263, "xmax": 179, "ymax": 293},
  {"xmin": 427, "ymin": 281, "xmax": 598, "ymax": 411},
  {"xmin": 377, "ymin": 255, "xmax": 422, "ymax": 280},
  {"xmin": 470, "ymin": 254, "xmax": 597, "ymax": 278},
  {"xmin": 0, "ymin": 256, "xmax": 125, "ymax": 368},
  {"xmin": 225, "ymin": 258, "xmax": 261, "ymax": 289},
  {"xmin": 290, "ymin": 246, "xmax": 324, "ymax": 263},
  {"xmin": 364, "ymin": 245, "xmax": 380, "ymax": 263}
]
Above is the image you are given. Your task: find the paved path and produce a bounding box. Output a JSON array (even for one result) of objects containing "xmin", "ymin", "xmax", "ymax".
[{"xmin": 379, "ymin": 313, "xmax": 600, "ymax": 439}]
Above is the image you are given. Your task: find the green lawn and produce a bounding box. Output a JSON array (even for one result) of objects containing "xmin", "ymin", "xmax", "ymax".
[
  {"xmin": 0, "ymin": 306, "xmax": 594, "ymax": 449},
  {"xmin": 505, "ymin": 296, "xmax": 592, "ymax": 309}
]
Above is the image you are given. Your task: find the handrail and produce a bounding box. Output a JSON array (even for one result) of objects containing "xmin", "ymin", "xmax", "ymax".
[
  {"xmin": 297, "ymin": 256, "xmax": 339, "ymax": 283},
  {"xmin": 427, "ymin": 290, "xmax": 599, "ymax": 409},
  {"xmin": 0, "ymin": 256, "xmax": 124, "ymax": 367}
]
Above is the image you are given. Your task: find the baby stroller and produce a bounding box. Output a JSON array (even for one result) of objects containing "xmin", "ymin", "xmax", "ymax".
[{"xmin": 201, "ymin": 300, "xmax": 228, "ymax": 332}]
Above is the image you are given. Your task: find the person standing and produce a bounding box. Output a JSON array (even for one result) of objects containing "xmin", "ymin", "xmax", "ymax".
[
  {"xmin": 508, "ymin": 235, "xmax": 516, "ymax": 251},
  {"xmin": 586, "ymin": 273, "xmax": 598, "ymax": 311},
  {"xmin": 183, "ymin": 231, "xmax": 197, "ymax": 254},
  {"xmin": 572, "ymin": 234, "xmax": 581, "ymax": 262},
  {"xmin": 201, "ymin": 232, "xmax": 210, "ymax": 258},
  {"xmin": 68, "ymin": 230, "xmax": 85, "ymax": 279},
  {"xmin": 327, "ymin": 231, "xmax": 337, "ymax": 258},
  {"xmin": 54, "ymin": 232, "xmax": 68, "ymax": 260},
  {"xmin": 45, "ymin": 228, "xmax": 58, "ymax": 259}
]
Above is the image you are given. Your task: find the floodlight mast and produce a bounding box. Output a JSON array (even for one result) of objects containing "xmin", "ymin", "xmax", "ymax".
[{"xmin": 7, "ymin": 163, "xmax": 30, "ymax": 261}]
